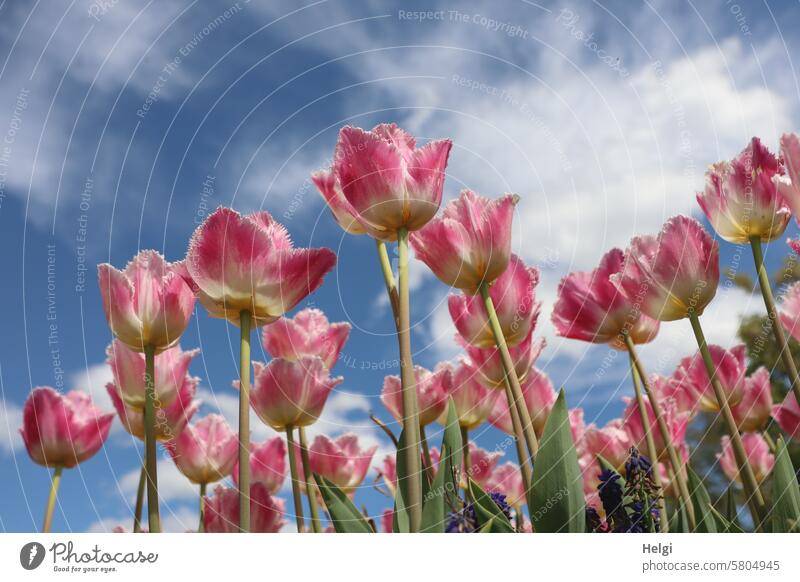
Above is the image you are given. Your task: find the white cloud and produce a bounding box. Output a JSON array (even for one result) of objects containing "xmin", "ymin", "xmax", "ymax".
[
  {"xmin": 120, "ymin": 456, "xmax": 198, "ymax": 502},
  {"xmin": 87, "ymin": 505, "xmax": 198, "ymax": 533},
  {"xmin": 0, "ymin": 399, "xmax": 24, "ymax": 453}
]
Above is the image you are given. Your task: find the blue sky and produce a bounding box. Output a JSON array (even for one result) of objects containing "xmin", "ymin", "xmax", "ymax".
[{"xmin": 1, "ymin": 0, "xmax": 799, "ymax": 532}]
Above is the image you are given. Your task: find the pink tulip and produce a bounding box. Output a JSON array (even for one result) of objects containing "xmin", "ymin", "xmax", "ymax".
[
  {"xmin": 697, "ymin": 137, "xmax": 790, "ymax": 243},
  {"xmin": 774, "ymin": 133, "xmax": 800, "ymax": 217},
  {"xmin": 410, "ymin": 190, "xmax": 518, "ymax": 294},
  {"xmin": 303, "ymin": 434, "xmax": 377, "ymax": 495},
  {"xmin": 461, "ymin": 332, "xmax": 545, "ymax": 388},
  {"xmin": 375, "ymin": 448, "xmax": 439, "ymax": 497},
  {"xmin": 464, "ymin": 443, "xmax": 502, "ymax": 489},
  {"xmin": 650, "ymin": 372, "xmax": 701, "ymax": 419},
  {"xmin": 167, "ymin": 414, "xmax": 239, "ymax": 485},
  {"xmin": 232, "ymin": 436, "xmax": 287, "ymax": 494},
  {"xmin": 381, "ymin": 365, "xmax": 452, "ymax": 427},
  {"xmin": 613, "ymin": 215, "xmax": 719, "ymax": 321},
  {"xmin": 717, "ymin": 433, "xmax": 774, "ymax": 484},
  {"xmin": 98, "ymin": 250, "xmax": 195, "ymax": 352},
  {"xmin": 261, "ymin": 308, "xmax": 351, "ymax": 370},
  {"xmin": 488, "ymin": 462, "xmax": 525, "ymax": 508},
  {"xmin": 448, "ymin": 254, "xmax": 541, "ymax": 348},
  {"xmin": 317, "ymin": 123, "xmax": 452, "ymax": 241},
  {"xmin": 184, "ymin": 207, "xmax": 336, "ymax": 327},
  {"xmin": 106, "ymin": 340, "xmax": 198, "ymax": 409},
  {"xmin": 730, "ymin": 367, "xmax": 773, "ymax": 432},
  {"xmin": 107, "ymin": 374, "xmax": 200, "ymax": 441},
  {"xmin": 674, "ymin": 344, "xmax": 746, "ymax": 412},
  {"xmin": 778, "ymin": 281, "xmax": 800, "ymax": 343},
  {"xmin": 203, "ymin": 482, "xmax": 285, "ymax": 533},
  {"xmin": 622, "ymin": 395, "xmax": 688, "ymax": 461},
  {"xmin": 311, "ymin": 170, "xmax": 368, "ymax": 235},
  {"xmin": 773, "ymin": 392, "xmax": 800, "ymax": 441},
  {"xmin": 380, "ymin": 508, "xmax": 394, "ymax": 533},
  {"xmin": 570, "ymin": 408, "xmax": 587, "ymax": 453},
  {"xmin": 552, "ymin": 248, "xmax": 660, "ymax": 349},
  {"xmin": 583, "ymin": 419, "xmax": 632, "ymax": 471},
  {"xmin": 21, "ymin": 387, "xmax": 113, "ymax": 468},
  {"xmin": 445, "ymin": 360, "xmax": 501, "ymax": 429},
  {"xmin": 249, "ymin": 357, "xmax": 342, "ymax": 431},
  {"xmin": 488, "ymin": 366, "xmax": 556, "ymax": 437}
]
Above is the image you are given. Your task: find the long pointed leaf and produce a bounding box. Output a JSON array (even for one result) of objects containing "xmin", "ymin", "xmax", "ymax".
[
  {"xmin": 468, "ymin": 478, "xmax": 514, "ymax": 533},
  {"xmin": 315, "ymin": 475, "xmax": 373, "ymax": 533},
  {"xmin": 420, "ymin": 398, "xmax": 462, "ymax": 532},
  {"xmin": 770, "ymin": 437, "xmax": 800, "ymax": 533},
  {"xmin": 686, "ymin": 466, "xmax": 717, "ymax": 533}
]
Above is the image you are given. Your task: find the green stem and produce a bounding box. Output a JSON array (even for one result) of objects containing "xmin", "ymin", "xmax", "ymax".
[
  {"xmin": 41, "ymin": 465, "xmax": 63, "ymax": 533},
  {"xmin": 419, "ymin": 425, "xmax": 435, "ymax": 486},
  {"xmin": 687, "ymin": 310, "xmax": 766, "ymax": 528},
  {"xmin": 625, "ymin": 335, "xmax": 695, "ymax": 530},
  {"xmin": 460, "ymin": 426, "xmax": 470, "ymax": 478},
  {"xmin": 750, "ymin": 236, "xmax": 800, "ymax": 405},
  {"xmin": 397, "ymin": 228, "xmax": 423, "ymax": 532},
  {"xmin": 376, "ymin": 240, "xmax": 400, "ymax": 330},
  {"xmin": 628, "ymin": 352, "xmax": 668, "ymax": 533},
  {"xmin": 762, "ymin": 429, "xmax": 777, "ymax": 454},
  {"xmin": 479, "ymin": 282, "xmax": 539, "ymax": 461},
  {"xmin": 285, "ymin": 426, "xmax": 306, "ymax": 532},
  {"xmin": 143, "ymin": 344, "xmax": 161, "ymax": 533},
  {"xmin": 198, "ymin": 482, "xmax": 207, "ymax": 533},
  {"xmin": 298, "ymin": 427, "xmax": 321, "ymax": 533},
  {"xmin": 133, "ymin": 460, "xmax": 146, "ymax": 533},
  {"xmin": 502, "ymin": 381, "xmax": 533, "ymax": 509},
  {"xmin": 238, "ymin": 310, "xmax": 252, "ymax": 533}
]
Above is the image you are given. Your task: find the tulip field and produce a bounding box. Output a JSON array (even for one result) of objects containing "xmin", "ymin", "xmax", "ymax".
[{"xmin": 17, "ymin": 125, "xmax": 800, "ymax": 535}]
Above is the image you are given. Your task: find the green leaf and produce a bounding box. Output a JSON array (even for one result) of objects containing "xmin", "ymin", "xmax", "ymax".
[
  {"xmin": 669, "ymin": 500, "xmax": 689, "ymax": 533},
  {"xmin": 420, "ymin": 398, "xmax": 462, "ymax": 533},
  {"xmin": 770, "ymin": 437, "xmax": 800, "ymax": 533},
  {"xmin": 686, "ymin": 466, "xmax": 717, "ymax": 533},
  {"xmin": 596, "ymin": 454, "xmax": 625, "ymax": 487},
  {"xmin": 531, "ymin": 389, "xmax": 585, "ymax": 533},
  {"xmin": 315, "ymin": 475, "xmax": 374, "ymax": 533},
  {"xmin": 708, "ymin": 505, "xmax": 744, "ymax": 533},
  {"xmin": 468, "ymin": 478, "xmax": 514, "ymax": 533},
  {"xmin": 392, "ymin": 428, "xmax": 410, "ymax": 533}
]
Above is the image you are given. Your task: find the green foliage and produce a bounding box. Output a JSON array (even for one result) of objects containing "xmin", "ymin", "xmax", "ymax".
[
  {"xmin": 315, "ymin": 475, "xmax": 374, "ymax": 533},
  {"xmin": 420, "ymin": 398, "xmax": 462, "ymax": 533},
  {"xmin": 468, "ymin": 478, "xmax": 515, "ymax": 533},
  {"xmin": 770, "ymin": 437, "xmax": 800, "ymax": 533},
  {"xmin": 686, "ymin": 466, "xmax": 717, "ymax": 533}
]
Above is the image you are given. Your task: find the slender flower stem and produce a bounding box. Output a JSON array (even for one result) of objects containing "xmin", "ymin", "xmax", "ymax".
[
  {"xmin": 285, "ymin": 426, "xmax": 306, "ymax": 532},
  {"xmin": 133, "ymin": 460, "xmax": 146, "ymax": 533},
  {"xmin": 41, "ymin": 465, "xmax": 63, "ymax": 533},
  {"xmin": 628, "ymin": 352, "xmax": 668, "ymax": 533},
  {"xmin": 143, "ymin": 344, "xmax": 161, "ymax": 533},
  {"xmin": 460, "ymin": 426, "xmax": 470, "ymax": 477},
  {"xmin": 762, "ymin": 429, "xmax": 777, "ymax": 454},
  {"xmin": 396, "ymin": 228, "xmax": 423, "ymax": 532},
  {"xmin": 198, "ymin": 482, "xmax": 207, "ymax": 533},
  {"xmin": 238, "ymin": 310, "xmax": 252, "ymax": 533},
  {"xmin": 687, "ymin": 310, "xmax": 766, "ymax": 527},
  {"xmin": 419, "ymin": 426, "xmax": 435, "ymax": 486},
  {"xmin": 298, "ymin": 427, "xmax": 322, "ymax": 533},
  {"xmin": 479, "ymin": 282, "xmax": 539, "ymax": 461},
  {"xmin": 376, "ymin": 240, "xmax": 400, "ymax": 330},
  {"xmin": 624, "ymin": 335, "xmax": 695, "ymax": 530},
  {"xmin": 750, "ymin": 236, "xmax": 800, "ymax": 404},
  {"xmin": 503, "ymin": 383, "xmax": 533, "ymax": 506}
]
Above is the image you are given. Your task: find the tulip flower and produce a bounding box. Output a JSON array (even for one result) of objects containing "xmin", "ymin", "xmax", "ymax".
[
  {"xmin": 650, "ymin": 372, "xmax": 701, "ymax": 419},
  {"xmin": 97, "ymin": 250, "xmax": 195, "ymax": 352},
  {"xmin": 613, "ymin": 215, "xmax": 719, "ymax": 322},
  {"xmin": 489, "ymin": 463, "xmax": 526, "ymax": 509},
  {"xmin": 464, "ymin": 443, "xmax": 502, "ymax": 489},
  {"xmin": 772, "ymin": 133, "xmax": 800, "ymax": 219},
  {"xmin": 488, "ymin": 366, "xmax": 556, "ymax": 438},
  {"xmin": 772, "ymin": 392, "xmax": 800, "ymax": 441},
  {"xmin": 730, "ymin": 367, "xmax": 773, "ymax": 432},
  {"xmin": 697, "ymin": 137, "xmax": 790, "ymax": 243},
  {"xmin": 410, "ymin": 190, "xmax": 517, "ymax": 295},
  {"xmin": 375, "ymin": 448, "xmax": 440, "ymax": 497},
  {"xmin": 315, "ymin": 123, "xmax": 452, "ymax": 241},
  {"xmin": 583, "ymin": 419, "xmax": 632, "ymax": 471},
  {"xmin": 449, "ymin": 254, "xmax": 541, "ymax": 348},
  {"xmin": 446, "ymin": 360, "xmax": 501, "ymax": 430},
  {"xmin": 622, "ymin": 396, "xmax": 688, "ymax": 462},
  {"xmin": 552, "ymin": 248, "xmax": 660, "ymax": 349},
  {"xmin": 185, "ymin": 207, "xmax": 336, "ymax": 531},
  {"xmin": 232, "ymin": 437, "xmax": 287, "ymax": 495},
  {"xmin": 460, "ymin": 333, "xmax": 545, "ymax": 389},
  {"xmin": 204, "ymin": 483, "xmax": 285, "ymax": 533},
  {"xmin": 262, "ymin": 308, "xmax": 351, "ymax": 370},
  {"xmin": 381, "ymin": 365, "xmax": 452, "ymax": 427},
  {"xmin": 167, "ymin": 414, "xmax": 238, "ymax": 485},
  {"xmin": 675, "ymin": 344, "xmax": 747, "ymax": 412},
  {"xmin": 249, "ymin": 357, "xmax": 341, "ymax": 431},
  {"xmin": 98, "ymin": 250, "xmax": 197, "ymax": 532},
  {"xmin": 570, "ymin": 408, "xmax": 587, "ymax": 452},
  {"xmin": 107, "ymin": 374, "xmax": 200, "ymax": 441},
  {"xmin": 380, "ymin": 509, "xmax": 394, "ymax": 533},
  {"xmin": 717, "ymin": 433, "xmax": 774, "ymax": 484},
  {"xmin": 106, "ymin": 340, "xmax": 198, "ymax": 409},
  {"xmin": 778, "ymin": 281, "xmax": 800, "ymax": 344},
  {"xmin": 21, "ymin": 387, "xmax": 113, "ymax": 532},
  {"xmin": 302, "ymin": 434, "xmax": 377, "ymax": 496}
]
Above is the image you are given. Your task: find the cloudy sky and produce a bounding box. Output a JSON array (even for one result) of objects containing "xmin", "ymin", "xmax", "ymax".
[{"xmin": 0, "ymin": 0, "xmax": 798, "ymax": 532}]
